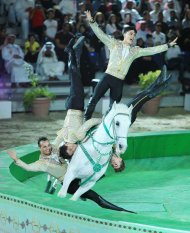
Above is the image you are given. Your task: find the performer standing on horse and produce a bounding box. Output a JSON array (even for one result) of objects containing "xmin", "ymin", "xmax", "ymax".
[{"xmin": 84, "ymin": 10, "xmax": 177, "ymax": 121}]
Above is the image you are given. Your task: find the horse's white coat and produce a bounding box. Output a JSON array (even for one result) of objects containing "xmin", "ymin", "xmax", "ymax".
[{"xmin": 58, "ymin": 102, "xmax": 133, "ymax": 200}]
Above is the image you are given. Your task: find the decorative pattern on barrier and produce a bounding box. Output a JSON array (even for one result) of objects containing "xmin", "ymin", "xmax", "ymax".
[{"xmin": 0, "ymin": 194, "xmax": 163, "ymax": 233}]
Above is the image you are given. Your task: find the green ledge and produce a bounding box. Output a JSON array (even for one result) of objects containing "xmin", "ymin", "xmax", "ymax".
[{"xmin": 1, "ymin": 131, "xmax": 190, "ymax": 233}]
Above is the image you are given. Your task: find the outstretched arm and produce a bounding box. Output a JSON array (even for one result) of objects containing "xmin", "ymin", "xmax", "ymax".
[
  {"xmin": 85, "ymin": 10, "xmax": 114, "ymax": 48},
  {"xmin": 168, "ymin": 37, "xmax": 178, "ymax": 47},
  {"xmin": 7, "ymin": 149, "xmax": 42, "ymax": 172},
  {"xmin": 7, "ymin": 149, "xmax": 18, "ymax": 162},
  {"xmin": 137, "ymin": 37, "xmax": 178, "ymax": 58}
]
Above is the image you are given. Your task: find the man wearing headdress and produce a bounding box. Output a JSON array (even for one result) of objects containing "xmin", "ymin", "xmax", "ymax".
[
  {"xmin": 36, "ymin": 41, "xmax": 65, "ymax": 80},
  {"xmin": 2, "ymin": 34, "xmax": 33, "ymax": 86}
]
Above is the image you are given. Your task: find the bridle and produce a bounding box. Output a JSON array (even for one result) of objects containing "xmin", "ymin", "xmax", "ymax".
[{"xmin": 102, "ymin": 112, "xmax": 130, "ymax": 143}]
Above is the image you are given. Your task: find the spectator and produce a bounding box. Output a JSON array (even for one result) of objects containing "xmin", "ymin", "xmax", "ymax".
[
  {"xmin": 43, "ymin": 8, "xmax": 58, "ymax": 43},
  {"xmin": 105, "ymin": 14, "xmax": 121, "ymax": 36},
  {"xmin": 30, "ymin": 1, "xmax": 46, "ymax": 43},
  {"xmin": 54, "ymin": 22, "xmax": 74, "ymax": 73},
  {"xmin": 180, "ymin": 2, "xmax": 189, "ymax": 20},
  {"xmin": 120, "ymin": 12, "xmax": 135, "ymax": 28},
  {"xmin": 36, "ymin": 41, "xmax": 65, "ymax": 81},
  {"xmin": 155, "ymin": 12, "xmax": 169, "ymax": 34},
  {"xmin": 152, "ymin": 22, "xmax": 166, "ymax": 45},
  {"xmin": 136, "ymin": 20, "xmax": 150, "ymax": 42},
  {"xmin": 152, "ymin": 23, "xmax": 166, "ymax": 68},
  {"xmin": 167, "ymin": 10, "xmax": 180, "ymax": 30},
  {"xmin": 94, "ymin": 12, "xmax": 106, "ymax": 29},
  {"xmin": 163, "ymin": 0, "xmax": 181, "ymax": 22},
  {"xmin": 165, "ymin": 33, "xmax": 182, "ymax": 71},
  {"xmin": 138, "ymin": 0, "xmax": 152, "ymax": 15},
  {"xmin": 78, "ymin": 2, "xmax": 87, "ymax": 16},
  {"xmin": 120, "ymin": 0, "xmax": 142, "ymax": 25},
  {"xmin": 150, "ymin": 2, "xmax": 162, "ymax": 24},
  {"xmin": 2, "ymin": 34, "xmax": 33, "ymax": 86},
  {"xmin": 57, "ymin": 0, "xmax": 77, "ymax": 18},
  {"xmin": 142, "ymin": 10, "xmax": 155, "ymax": 33},
  {"xmin": 24, "ymin": 33, "xmax": 41, "ymax": 68},
  {"xmin": 75, "ymin": 12, "xmax": 89, "ymax": 33},
  {"xmin": 182, "ymin": 9, "xmax": 190, "ymax": 30}
]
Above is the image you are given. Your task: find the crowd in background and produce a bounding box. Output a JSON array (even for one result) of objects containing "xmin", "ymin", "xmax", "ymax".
[{"xmin": 0, "ymin": 0, "xmax": 189, "ymax": 87}]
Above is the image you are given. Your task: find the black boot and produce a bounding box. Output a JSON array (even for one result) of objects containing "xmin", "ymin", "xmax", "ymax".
[
  {"xmin": 97, "ymin": 195, "xmax": 137, "ymax": 213},
  {"xmin": 73, "ymin": 36, "xmax": 85, "ymax": 67},
  {"xmin": 64, "ymin": 37, "xmax": 76, "ymax": 54},
  {"xmin": 128, "ymin": 67, "xmax": 172, "ymax": 125},
  {"xmin": 45, "ymin": 180, "xmax": 52, "ymax": 193},
  {"xmin": 84, "ymin": 98, "xmax": 96, "ymax": 121},
  {"xmin": 147, "ymin": 73, "xmax": 172, "ymax": 99},
  {"xmin": 147, "ymin": 65, "xmax": 167, "ymax": 93},
  {"xmin": 73, "ymin": 36, "xmax": 85, "ymax": 68}
]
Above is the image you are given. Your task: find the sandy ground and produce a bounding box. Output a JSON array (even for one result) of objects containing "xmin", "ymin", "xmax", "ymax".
[{"xmin": 1, "ymin": 107, "xmax": 190, "ymax": 151}]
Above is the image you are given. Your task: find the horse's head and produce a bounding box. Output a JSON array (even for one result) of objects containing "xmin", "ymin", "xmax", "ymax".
[{"xmin": 103, "ymin": 102, "xmax": 133, "ymax": 154}]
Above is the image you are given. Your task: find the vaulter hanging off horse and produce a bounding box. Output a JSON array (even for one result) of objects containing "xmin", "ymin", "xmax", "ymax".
[{"xmin": 54, "ymin": 35, "xmax": 171, "ymax": 201}]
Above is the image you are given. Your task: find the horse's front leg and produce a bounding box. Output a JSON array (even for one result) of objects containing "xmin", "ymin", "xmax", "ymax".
[
  {"xmin": 58, "ymin": 170, "xmax": 75, "ymax": 198},
  {"xmin": 70, "ymin": 180, "xmax": 96, "ymax": 201}
]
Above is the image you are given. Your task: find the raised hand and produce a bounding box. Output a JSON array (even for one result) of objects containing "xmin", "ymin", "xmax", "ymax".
[
  {"xmin": 85, "ymin": 10, "xmax": 93, "ymax": 21},
  {"xmin": 7, "ymin": 150, "xmax": 18, "ymax": 162},
  {"xmin": 169, "ymin": 37, "xmax": 178, "ymax": 47}
]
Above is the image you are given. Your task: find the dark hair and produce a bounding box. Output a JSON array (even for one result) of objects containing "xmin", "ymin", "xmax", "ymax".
[
  {"xmin": 108, "ymin": 13, "xmax": 117, "ymax": 24},
  {"xmin": 122, "ymin": 25, "xmax": 136, "ymax": 34},
  {"xmin": 59, "ymin": 144, "xmax": 71, "ymax": 160},
  {"xmin": 113, "ymin": 160, "xmax": 126, "ymax": 173},
  {"xmin": 38, "ymin": 136, "xmax": 48, "ymax": 147}
]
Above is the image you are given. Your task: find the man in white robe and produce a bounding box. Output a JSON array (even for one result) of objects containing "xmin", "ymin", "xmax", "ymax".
[
  {"xmin": 36, "ymin": 41, "xmax": 65, "ymax": 81},
  {"xmin": 2, "ymin": 34, "xmax": 33, "ymax": 84}
]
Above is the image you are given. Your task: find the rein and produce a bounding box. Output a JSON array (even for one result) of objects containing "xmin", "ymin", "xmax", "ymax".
[
  {"xmin": 103, "ymin": 112, "xmax": 130, "ymax": 141},
  {"xmin": 79, "ymin": 142, "xmax": 111, "ymax": 186}
]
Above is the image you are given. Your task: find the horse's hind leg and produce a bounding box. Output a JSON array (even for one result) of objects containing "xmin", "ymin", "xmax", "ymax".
[
  {"xmin": 70, "ymin": 180, "xmax": 96, "ymax": 201},
  {"xmin": 57, "ymin": 170, "xmax": 75, "ymax": 198}
]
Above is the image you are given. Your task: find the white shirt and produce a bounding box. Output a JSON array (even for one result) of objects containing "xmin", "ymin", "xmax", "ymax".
[
  {"xmin": 152, "ymin": 31, "xmax": 166, "ymax": 45},
  {"xmin": 165, "ymin": 45, "xmax": 181, "ymax": 60},
  {"xmin": 136, "ymin": 30, "xmax": 149, "ymax": 42},
  {"xmin": 44, "ymin": 19, "xmax": 58, "ymax": 39},
  {"xmin": 58, "ymin": 0, "xmax": 77, "ymax": 16},
  {"xmin": 150, "ymin": 10, "xmax": 160, "ymax": 23},
  {"xmin": 106, "ymin": 23, "xmax": 117, "ymax": 35}
]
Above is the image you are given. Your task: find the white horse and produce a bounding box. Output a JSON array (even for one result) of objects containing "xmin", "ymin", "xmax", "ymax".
[{"xmin": 58, "ymin": 102, "xmax": 133, "ymax": 201}]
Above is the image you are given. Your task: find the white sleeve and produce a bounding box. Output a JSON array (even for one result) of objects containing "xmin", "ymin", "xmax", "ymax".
[{"xmin": 15, "ymin": 159, "xmax": 44, "ymax": 172}]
